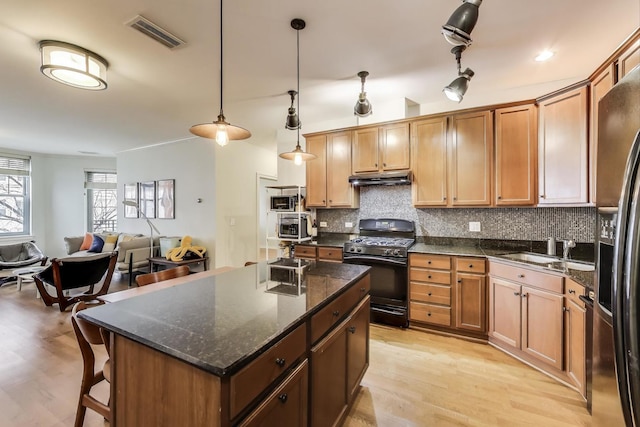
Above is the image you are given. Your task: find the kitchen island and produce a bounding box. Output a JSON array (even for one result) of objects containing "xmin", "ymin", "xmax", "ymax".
[{"xmin": 80, "ymin": 260, "xmax": 371, "ymax": 427}]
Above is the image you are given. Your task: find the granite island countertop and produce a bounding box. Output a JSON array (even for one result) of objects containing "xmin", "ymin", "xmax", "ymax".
[{"xmin": 79, "ymin": 261, "xmax": 370, "ymax": 377}]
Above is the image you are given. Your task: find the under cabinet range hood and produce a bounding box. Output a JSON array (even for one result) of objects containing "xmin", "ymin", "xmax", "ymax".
[{"xmin": 348, "ymin": 170, "xmax": 412, "ymax": 186}]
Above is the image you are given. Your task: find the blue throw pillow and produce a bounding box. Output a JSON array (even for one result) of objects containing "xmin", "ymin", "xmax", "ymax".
[{"xmin": 88, "ymin": 235, "xmax": 105, "ymax": 253}]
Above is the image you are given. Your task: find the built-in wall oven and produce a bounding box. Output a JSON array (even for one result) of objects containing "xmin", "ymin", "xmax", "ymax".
[{"xmin": 342, "ymin": 219, "xmax": 415, "ymax": 328}]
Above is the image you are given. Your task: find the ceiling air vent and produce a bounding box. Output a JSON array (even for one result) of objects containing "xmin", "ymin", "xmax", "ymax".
[{"xmin": 126, "ymin": 15, "xmax": 186, "ymax": 49}]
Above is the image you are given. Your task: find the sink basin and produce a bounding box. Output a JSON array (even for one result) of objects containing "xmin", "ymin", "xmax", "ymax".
[{"xmin": 501, "ymin": 252, "xmax": 595, "ymax": 272}]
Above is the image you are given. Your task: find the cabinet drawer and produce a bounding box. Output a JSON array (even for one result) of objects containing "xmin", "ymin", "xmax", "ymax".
[
  {"xmin": 410, "ymin": 254, "xmax": 451, "ymax": 270},
  {"xmin": 311, "ymin": 275, "xmax": 370, "ymax": 344},
  {"xmin": 318, "ymin": 247, "xmax": 342, "ymax": 262},
  {"xmin": 456, "ymin": 257, "xmax": 486, "ymax": 274},
  {"xmin": 295, "ymin": 245, "xmax": 317, "ymax": 259},
  {"xmin": 489, "ymin": 261, "xmax": 563, "ymax": 294},
  {"xmin": 410, "ymin": 282, "xmax": 451, "ymax": 306},
  {"xmin": 410, "ymin": 302, "xmax": 451, "ymax": 326},
  {"xmin": 409, "ymin": 269, "xmax": 451, "ymax": 285},
  {"xmin": 230, "ymin": 324, "xmax": 306, "ymax": 418},
  {"xmin": 565, "ymin": 278, "xmax": 585, "ymax": 306},
  {"xmin": 238, "ymin": 359, "xmax": 308, "ymax": 427}
]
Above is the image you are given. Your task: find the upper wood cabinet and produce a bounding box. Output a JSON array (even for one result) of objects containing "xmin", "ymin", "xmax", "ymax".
[
  {"xmin": 617, "ymin": 37, "xmax": 640, "ymax": 81},
  {"xmin": 449, "ymin": 110, "xmax": 494, "ymax": 206},
  {"xmin": 352, "ymin": 122, "xmax": 410, "ymax": 174},
  {"xmin": 589, "ymin": 65, "xmax": 615, "ymax": 204},
  {"xmin": 537, "ymin": 85, "xmax": 588, "ymax": 205},
  {"xmin": 494, "ymin": 104, "xmax": 538, "ymax": 206},
  {"xmin": 305, "ymin": 131, "xmax": 359, "ymax": 208},
  {"xmin": 411, "ymin": 117, "xmax": 448, "ymax": 207}
]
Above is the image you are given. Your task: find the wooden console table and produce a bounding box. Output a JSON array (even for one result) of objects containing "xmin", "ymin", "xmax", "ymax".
[{"xmin": 148, "ymin": 256, "xmax": 209, "ymax": 273}]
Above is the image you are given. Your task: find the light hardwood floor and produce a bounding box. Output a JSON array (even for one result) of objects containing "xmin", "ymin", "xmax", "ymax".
[{"xmin": 0, "ymin": 274, "xmax": 591, "ymax": 426}]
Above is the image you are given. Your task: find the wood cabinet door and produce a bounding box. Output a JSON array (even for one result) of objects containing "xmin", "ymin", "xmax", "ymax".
[
  {"xmin": 617, "ymin": 38, "xmax": 640, "ymax": 81},
  {"xmin": 494, "ymin": 104, "xmax": 537, "ymax": 206},
  {"xmin": 488, "ymin": 277, "xmax": 521, "ymax": 349},
  {"xmin": 347, "ymin": 297, "xmax": 370, "ymax": 401},
  {"xmin": 538, "ymin": 85, "xmax": 588, "ymax": 204},
  {"xmin": 380, "ymin": 122, "xmax": 410, "ymax": 171},
  {"xmin": 590, "ymin": 65, "xmax": 615, "ymax": 204},
  {"xmin": 565, "ymin": 298, "xmax": 586, "ymax": 397},
  {"xmin": 239, "ymin": 360, "xmax": 308, "ymax": 427},
  {"xmin": 327, "ymin": 131, "xmax": 355, "ymax": 207},
  {"xmin": 411, "ymin": 117, "xmax": 448, "ymax": 207},
  {"xmin": 521, "ymin": 286, "xmax": 564, "ymax": 370},
  {"xmin": 311, "ymin": 318, "xmax": 348, "ymax": 427},
  {"xmin": 449, "ymin": 110, "xmax": 493, "ymax": 206},
  {"xmin": 305, "ymin": 135, "xmax": 327, "ymax": 207},
  {"xmin": 455, "ymin": 273, "xmax": 486, "ymax": 332},
  {"xmin": 352, "ymin": 127, "xmax": 379, "ymax": 173}
]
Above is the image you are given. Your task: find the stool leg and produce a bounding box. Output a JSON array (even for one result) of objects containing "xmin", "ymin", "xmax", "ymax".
[{"xmin": 17, "ymin": 277, "xmax": 22, "ymax": 291}]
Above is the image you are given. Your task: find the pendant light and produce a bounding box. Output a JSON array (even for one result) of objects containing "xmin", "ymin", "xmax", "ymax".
[
  {"xmin": 354, "ymin": 71, "xmax": 373, "ymax": 117},
  {"xmin": 279, "ymin": 18, "xmax": 316, "ymax": 165},
  {"xmin": 441, "ymin": 0, "xmax": 482, "ymax": 47},
  {"xmin": 189, "ymin": 0, "xmax": 250, "ymax": 146},
  {"xmin": 285, "ymin": 90, "xmax": 301, "ymax": 129},
  {"xmin": 443, "ymin": 45, "xmax": 475, "ymax": 102}
]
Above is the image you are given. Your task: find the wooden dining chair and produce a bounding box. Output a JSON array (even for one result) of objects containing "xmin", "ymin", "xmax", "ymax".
[
  {"xmin": 244, "ymin": 261, "xmax": 257, "ymax": 266},
  {"xmin": 71, "ymin": 301, "xmax": 111, "ymax": 427},
  {"xmin": 135, "ymin": 265, "xmax": 191, "ymax": 287}
]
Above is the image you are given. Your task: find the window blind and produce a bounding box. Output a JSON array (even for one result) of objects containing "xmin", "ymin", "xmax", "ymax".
[
  {"xmin": 0, "ymin": 155, "xmax": 30, "ymax": 176},
  {"xmin": 85, "ymin": 171, "xmax": 117, "ymax": 189}
]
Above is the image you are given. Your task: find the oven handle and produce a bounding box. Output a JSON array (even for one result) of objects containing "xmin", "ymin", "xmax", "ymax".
[{"xmin": 343, "ymin": 255, "xmax": 408, "ymax": 267}]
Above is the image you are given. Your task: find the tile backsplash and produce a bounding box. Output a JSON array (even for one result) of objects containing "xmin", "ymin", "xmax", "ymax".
[{"xmin": 316, "ymin": 186, "xmax": 596, "ymax": 243}]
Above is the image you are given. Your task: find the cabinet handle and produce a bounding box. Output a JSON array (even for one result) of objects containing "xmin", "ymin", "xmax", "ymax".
[
  {"xmin": 427, "ymin": 312, "xmax": 432, "ymax": 316},
  {"xmin": 360, "ymin": 287, "xmax": 366, "ymax": 293},
  {"xmin": 497, "ymin": 196, "xmax": 502, "ymax": 200},
  {"xmin": 453, "ymin": 197, "xmax": 457, "ymax": 201},
  {"xmin": 383, "ymin": 163, "xmax": 387, "ymax": 167},
  {"xmin": 375, "ymin": 163, "xmax": 378, "ymax": 167},
  {"xmin": 468, "ymin": 264, "xmax": 473, "ymax": 268},
  {"xmin": 278, "ymin": 394, "xmax": 288, "ymax": 403},
  {"xmin": 569, "ymin": 289, "xmax": 576, "ymax": 294},
  {"xmin": 563, "ymin": 307, "xmax": 569, "ymax": 312},
  {"xmin": 332, "ymin": 310, "xmax": 340, "ymax": 317},
  {"xmin": 522, "ymin": 294, "xmax": 527, "ymax": 298},
  {"xmin": 428, "ymin": 275, "xmax": 432, "ymax": 279},
  {"xmin": 427, "ymin": 261, "xmax": 432, "ymax": 265},
  {"xmin": 457, "ymin": 279, "xmax": 462, "ymax": 283},
  {"xmin": 275, "ymin": 358, "xmax": 286, "ymax": 367},
  {"xmin": 322, "ymin": 200, "xmax": 325, "ymax": 203},
  {"xmin": 518, "ymin": 274, "xmax": 525, "ymax": 278},
  {"xmin": 443, "ymin": 197, "xmax": 447, "ymax": 201},
  {"xmin": 348, "ymin": 326, "xmax": 357, "ymax": 334},
  {"xmin": 428, "ymin": 292, "xmax": 432, "ymax": 296},
  {"xmin": 539, "ymin": 195, "xmax": 545, "ymax": 199},
  {"xmin": 514, "ymin": 292, "xmax": 520, "ymax": 296},
  {"xmin": 329, "ymin": 199, "xmax": 332, "ymax": 203}
]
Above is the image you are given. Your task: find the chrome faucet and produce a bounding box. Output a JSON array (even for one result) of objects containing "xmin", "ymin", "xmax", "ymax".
[{"xmin": 562, "ymin": 239, "xmax": 576, "ymax": 259}]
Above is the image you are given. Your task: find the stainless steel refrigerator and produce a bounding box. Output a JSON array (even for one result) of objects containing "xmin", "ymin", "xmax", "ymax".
[{"xmin": 594, "ymin": 65, "xmax": 640, "ymax": 426}]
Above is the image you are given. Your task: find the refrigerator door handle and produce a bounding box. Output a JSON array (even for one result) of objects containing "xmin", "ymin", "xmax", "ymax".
[{"xmin": 614, "ymin": 130, "xmax": 640, "ymax": 427}]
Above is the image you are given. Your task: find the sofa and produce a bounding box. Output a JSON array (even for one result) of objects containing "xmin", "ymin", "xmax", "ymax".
[{"xmin": 64, "ymin": 233, "xmax": 159, "ymax": 286}]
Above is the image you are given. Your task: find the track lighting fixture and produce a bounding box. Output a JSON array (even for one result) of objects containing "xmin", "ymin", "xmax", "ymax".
[
  {"xmin": 285, "ymin": 90, "xmax": 301, "ymax": 130},
  {"xmin": 441, "ymin": 0, "xmax": 482, "ymax": 47},
  {"xmin": 279, "ymin": 18, "xmax": 316, "ymax": 165},
  {"xmin": 443, "ymin": 45, "xmax": 474, "ymax": 102},
  {"xmin": 354, "ymin": 71, "xmax": 373, "ymax": 117}
]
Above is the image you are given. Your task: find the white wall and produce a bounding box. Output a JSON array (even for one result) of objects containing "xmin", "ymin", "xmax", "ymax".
[
  {"xmin": 117, "ymin": 139, "xmax": 217, "ymax": 261},
  {"xmin": 29, "ymin": 153, "xmax": 116, "ymax": 257}
]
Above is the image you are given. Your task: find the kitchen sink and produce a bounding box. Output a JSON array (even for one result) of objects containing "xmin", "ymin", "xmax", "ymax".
[{"xmin": 501, "ymin": 252, "xmax": 595, "ymax": 272}]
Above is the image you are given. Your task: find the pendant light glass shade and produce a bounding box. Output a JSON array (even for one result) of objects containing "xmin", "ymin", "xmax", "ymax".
[
  {"xmin": 285, "ymin": 90, "xmax": 301, "ymax": 129},
  {"xmin": 189, "ymin": 0, "xmax": 250, "ymax": 146},
  {"xmin": 443, "ymin": 68, "xmax": 474, "ymax": 102},
  {"xmin": 441, "ymin": 0, "xmax": 482, "ymax": 47},
  {"xmin": 39, "ymin": 40, "xmax": 108, "ymax": 90},
  {"xmin": 279, "ymin": 18, "xmax": 316, "ymax": 165},
  {"xmin": 354, "ymin": 71, "xmax": 373, "ymax": 117}
]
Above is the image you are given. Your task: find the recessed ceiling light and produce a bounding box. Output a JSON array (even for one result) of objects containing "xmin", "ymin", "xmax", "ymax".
[{"xmin": 535, "ymin": 50, "xmax": 554, "ymax": 62}]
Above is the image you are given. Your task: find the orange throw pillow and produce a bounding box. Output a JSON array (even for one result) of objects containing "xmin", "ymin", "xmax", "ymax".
[{"xmin": 79, "ymin": 233, "xmax": 93, "ymax": 251}]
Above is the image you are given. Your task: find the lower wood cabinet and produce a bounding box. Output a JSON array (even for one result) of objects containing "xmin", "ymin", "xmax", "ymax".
[
  {"xmin": 294, "ymin": 244, "xmax": 343, "ymax": 262},
  {"xmin": 239, "ymin": 360, "xmax": 309, "ymax": 427},
  {"xmin": 564, "ymin": 278, "xmax": 586, "ymax": 397},
  {"xmin": 311, "ymin": 296, "xmax": 370, "ymax": 427}
]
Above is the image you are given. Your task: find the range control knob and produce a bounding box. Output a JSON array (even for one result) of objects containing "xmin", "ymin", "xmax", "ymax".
[
  {"xmin": 393, "ymin": 249, "xmax": 400, "ymax": 256},
  {"xmin": 356, "ymin": 247, "xmax": 362, "ymax": 253}
]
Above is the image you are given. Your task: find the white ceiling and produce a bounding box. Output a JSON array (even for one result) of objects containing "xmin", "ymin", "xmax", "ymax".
[{"xmin": 0, "ymin": 0, "xmax": 638, "ymax": 157}]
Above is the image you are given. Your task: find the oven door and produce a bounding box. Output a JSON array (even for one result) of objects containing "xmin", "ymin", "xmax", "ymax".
[{"xmin": 343, "ymin": 254, "xmax": 408, "ymax": 327}]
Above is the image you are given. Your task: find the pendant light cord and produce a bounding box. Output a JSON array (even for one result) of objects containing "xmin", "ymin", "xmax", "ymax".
[
  {"xmin": 219, "ymin": 0, "xmax": 224, "ymax": 116},
  {"xmin": 296, "ymin": 26, "xmax": 300, "ymax": 147}
]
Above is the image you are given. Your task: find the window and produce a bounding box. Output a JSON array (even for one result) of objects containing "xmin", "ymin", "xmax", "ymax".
[
  {"xmin": 0, "ymin": 155, "xmax": 30, "ymax": 236},
  {"xmin": 86, "ymin": 171, "xmax": 117, "ymax": 233}
]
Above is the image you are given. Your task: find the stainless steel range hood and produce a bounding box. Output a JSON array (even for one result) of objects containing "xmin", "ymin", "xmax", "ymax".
[{"xmin": 348, "ymin": 170, "xmax": 412, "ymax": 186}]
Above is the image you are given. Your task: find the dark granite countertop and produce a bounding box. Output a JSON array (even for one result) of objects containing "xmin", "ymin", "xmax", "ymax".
[
  {"xmin": 79, "ymin": 261, "xmax": 370, "ymax": 377},
  {"xmin": 296, "ymin": 233, "xmax": 353, "ymax": 248}
]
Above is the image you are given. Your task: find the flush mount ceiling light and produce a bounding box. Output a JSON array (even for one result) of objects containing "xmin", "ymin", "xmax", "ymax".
[
  {"xmin": 285, "ymin": 90, "xmax": 301, "ymax": 130},
  {"xmin": 443, "ymin": 45, "xmax": 474, "ymax": 102},
  {"xmin": 535, "ymin": 50, "xmax": 555, "ymax": 62},
  {"xmin": 38, "ymin": 40, "xmax": 108, "ymax": 90},
  {"xmin": 279, "ymin": 18, "xmax": 316, "ymax": 166},
  {"xmin": 354, "ymin": 71, "xmax": 373, "ymax": 117},
  {"xmin": 441, "ymin": 0, "xmax": 482, "ymax": 47},
  {"xmin": 189, "ymin": 0, "xmax": 251, "ymax": 146}
]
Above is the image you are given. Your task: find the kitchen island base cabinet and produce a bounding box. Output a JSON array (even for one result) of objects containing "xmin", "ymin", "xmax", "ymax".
[{"xmin": 311, "ymin": 296, "xmax": 370, "ymax": 427}]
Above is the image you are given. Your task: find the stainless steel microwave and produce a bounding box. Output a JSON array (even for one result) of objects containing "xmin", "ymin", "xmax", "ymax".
[
  {"xmin": 270, "ymin": 195, "xmax": 297, "ymax": 211},
  {"xmin": 278, "ymin": 215, "xmax": 309, "ymax": 239}
]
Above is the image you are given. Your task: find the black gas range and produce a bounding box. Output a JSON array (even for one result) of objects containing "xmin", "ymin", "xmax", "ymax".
[{"xmin": 342, "ymin": 219, "xmax": 415, "ymax": 327}]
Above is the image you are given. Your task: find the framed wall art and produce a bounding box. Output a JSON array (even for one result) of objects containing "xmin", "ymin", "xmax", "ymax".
[
  {"xmin": 124, "ymin": 183, "xmax": 138, "ymax": 218},
  {"xmin": 156, "ymin": 179, "xmax": 175, "ymax": 219},
  {"xmin": 139, "ymin": 181, "xmax": 156, "ymax": 218}
]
